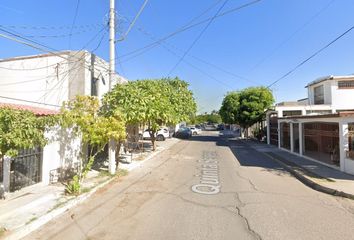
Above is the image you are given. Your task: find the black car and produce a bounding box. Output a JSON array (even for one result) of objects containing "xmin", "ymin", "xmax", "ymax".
[
  {"xmin": 217, "ymin": 124, "xmax": 225, "ymax": 131},
  {"xmin": 174, "ymin": 127, "xmax": 192, "ymax": 139}
]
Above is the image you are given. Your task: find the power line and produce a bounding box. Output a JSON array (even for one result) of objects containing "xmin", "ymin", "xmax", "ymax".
[
  {"xmin": 0, "ymin": 25, "xmax": 110, "ymax": 73},
  {"xmin": 91, "ymin": 28, "xmax": 108, "ymax": 53},
  {"xmin": 0, "ymin": 95, "xmax": 61, "ymax": 108},
  {"xmin": 37, "ymin": 60, "xmax": 84, "ymax": 104},
  {"xmin": 0, "ymin": 60, "xmax": 76, "ymax": 71},
  {"xmin": 0, "ymin": 27, "xmax": 106, "ymax": 100},
  {"xmin": 23, "ymin": 28, "xmax": 101, "ymax": 39},
  {"xmin": 120, "ymin": 3, "xmax": 258, "ymax": 85},
  {"xmin": 0, "ymin": 23, "xmax": 102, "ymax": 31},
  {"xmin": 117, "ymin": 0, "xmax": 149, "ymax": 42},
  {"xmin": 0, "ymin": 61, "xmax": 83, "ymax": 87},
  {"xmin": 249, "ymin": 0, "xmax": 336, "ymax": 73},
  {"xmin": 167, "ymin": 0, "xmax": 229, "ymax": 75},
  {"xmin": 117, "ymin": 23, "xmax": 233, "ymax": 88},
  {"xmin": 267, "ymin": 25, "xmax": 354, "ymax": 88},
  {"xmin": 69, "ymin": 0, "xmax": 81, "ymax": 48},
  {"xmin": 117, "ymin": 0, "xmax": 262, "ymax": 61}
]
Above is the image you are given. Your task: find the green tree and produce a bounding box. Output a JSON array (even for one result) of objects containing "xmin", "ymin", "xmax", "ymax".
[
  {"xmin": 220, "ymin": 87, "xmax": 274, "ymax": 136},
  {"xmin": 102, "ymin": 77, "xmax": 196, "ymax": 150},
  {"xmin": 0, "ymin": 108, "xmax": 54, "ymax": 161},
  {"xmin": 194, "ymin": 113, "xmax": 222, "ymax": 124},
  {"xmin": 219, "ymin": 92, "xmax": 240, "ymax": 124},
  {"xmin": 60, "ymin": 96, "xmax": 126, "ymax": 194}
]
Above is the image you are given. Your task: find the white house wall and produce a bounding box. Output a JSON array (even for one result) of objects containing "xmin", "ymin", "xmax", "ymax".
[
  {"xmin": 0, "ymin": 51, "xmax": 127, "ymax": 108},
  {"xmin": 275, "ymin": 105, "xmax": 332, "ymax": 117},
  {"xmin": 338, "ymin": 118, "xmax": 354, "ymax": 175},
  {"xmin": 307, "ymin": 79, "xmax": 354, "ymax": 111},
  {"xmin": 42, "ymin": 127, "xmax": 82, "ymax": 185},
  {"xmin": 0, "ymin": 54, "xmax": 73, "ymax": 108},
  {"xmin": 331, "ymin": 80, "xmax": 354, "ymax": 111},
  {"xmin": 307, "ymin": 80, "xmax": 332, "ymax": 105}
]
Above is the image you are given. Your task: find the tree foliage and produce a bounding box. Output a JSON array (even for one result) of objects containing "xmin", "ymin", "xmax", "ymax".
[
  {"xmin": 220, "ymin": 87, "xmax": 274, "ymax": 129},
  {"xmin": 192, "ymin": 113, "xmax": 222, "ymax": 124},
  {"xmin": 102, "ymin": 77, "xmax": 196, "ymax": 150},
  {"xmin": 61, "ymin": 96, "xmax": 126, "ymax": 149},
  {"xmin": 0, "ymin": 108, "xmax": 54, "ymax": 159},
  {"xmin": 60, "ymin": 96, "xmax": 126, "ymax": 194}
]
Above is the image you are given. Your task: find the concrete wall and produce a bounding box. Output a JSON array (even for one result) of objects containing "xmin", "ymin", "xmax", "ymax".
[
  {"xmin": 0, "ymin": 53, "xmax": 72, "ymax": 109},
  {"xmin": 42, "ymin": 127, "xmax": 82, "ymax": 185},
  {"xmin": 331, "ymin": 80, "xmax": 354, "ymax": 111}
]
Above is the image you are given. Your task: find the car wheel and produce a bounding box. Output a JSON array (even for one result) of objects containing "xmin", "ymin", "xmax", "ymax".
[{"xmin": 156, "ymin": 134, "xmax": 165, "ymax": 141}]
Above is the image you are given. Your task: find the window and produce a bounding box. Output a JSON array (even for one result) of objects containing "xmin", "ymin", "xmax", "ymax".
[
  {"xmin": 282, "ymin": 110, "xmax": 302, "ymax": 117},
  {"xmin": 306, "ymin": 110, "xmax": 332, "ymax": 115},
  {"xmin": 338, "ymin": 80, "xmax": 354, "ymax": 89},
  {"xmin": 314, "ymin": 85, "xmax": 324, "ymax": 104}
]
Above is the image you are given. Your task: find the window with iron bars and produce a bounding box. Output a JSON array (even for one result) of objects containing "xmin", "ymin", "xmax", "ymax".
[{"xmin": 338, "ymin": 80, "xmax": 354, "ymax": 89}]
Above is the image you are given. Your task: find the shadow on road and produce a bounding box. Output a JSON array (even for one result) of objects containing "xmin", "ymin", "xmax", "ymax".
[
  {"xmin": 224, "ymin": 138, "xmax": 290, "ymax": 175},
  {"xmin": 185, "ymin": 133, "xmax": 289, "ymax": 176}
]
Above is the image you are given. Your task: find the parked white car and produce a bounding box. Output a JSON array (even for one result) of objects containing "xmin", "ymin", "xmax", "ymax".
[
  {"xmin": 189, "ymin": 127, "xmax": 202, "ymax": 135},
  {"xmin": 140, "ymin": 128, "xmax": 170, "ymax": 141}
]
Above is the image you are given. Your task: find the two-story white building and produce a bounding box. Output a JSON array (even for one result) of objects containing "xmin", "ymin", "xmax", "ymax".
[
  {"xmin": 0, "ymin": 51, "xmax": 127, "ymax": 193},
  {"xmin": 266, "ymin": 75, "xmax": 354, "ymax": 175}
]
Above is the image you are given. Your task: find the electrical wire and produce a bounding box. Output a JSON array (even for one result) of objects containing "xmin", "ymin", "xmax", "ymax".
[
  {"xmin": 0, "ymin": 26, "xmax": 109, "ymax": 104},
  {"xmin": 131, "ymin": 25, "xmax": 233, "ymax": 88},
  {"xmin": 167, "ymin": 0, "xmax": 229, "ymax": 75},
  {"xmin": 267, "ymin": 25, "xmax": 354, "ymax": 88},
  {"xmin": 0, "ymin": 25, "xmax": 110, "ymax": 73},
  {"xmin": 249, "ymin": 0, "xmax": 336, "ymax": 73},
  {"xmin": 116, "ymin": 0, "xmax": 262, "ymax": 61},
  {"xmin": 0, "ymin": 23, "xmax": 102, "ymax": 31},
  {"xmin": 69, "ymin": 0, "xmax": 81, "ymax": 47},
  {"xmin": 117, "ymin": 0, "xmax": 149, "ymax": 42},
  {"xmin": 0, "ymin": 95, "xmax": 61, "ymax": 107},
  {"xmin": 120, "ymin": 1, "xmax": 258, "ymax": 86},
  {"xmin": 0, "ymin": 60, "xmax": 78, "ymax": 71},
  {"xmin": 23, "ymin": 28, "xmax": 101, "ymax": 39},
  {"xmin": 0, "ymin": 60, "xmax": 82, "ymax": 91}
]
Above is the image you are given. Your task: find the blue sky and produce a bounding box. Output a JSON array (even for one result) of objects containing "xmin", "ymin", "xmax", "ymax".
[{"xmin": 1, "ymin": 0, "xmax": 354, "ymax": 113}]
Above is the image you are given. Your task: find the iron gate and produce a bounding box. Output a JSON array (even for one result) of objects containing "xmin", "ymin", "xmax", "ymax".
[
  {"xmin": 10, "ymin": 148, "xmax": 42, "ymax": 192},
  {"xmin": 0, "ymin": 158, "xmax": 3, "ymax": 182}
]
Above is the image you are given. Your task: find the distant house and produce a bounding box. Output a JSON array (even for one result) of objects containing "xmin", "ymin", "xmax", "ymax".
[
  {"xmin": 266, "ymin": 75, "xmax": 354, "ymax": 175},
  {"xmin": 0, "ymin": 51, "xmax": 128, "ymax": 193}
]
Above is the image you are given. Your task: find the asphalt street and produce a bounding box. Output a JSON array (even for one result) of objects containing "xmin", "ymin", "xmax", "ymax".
[{"xmin": 25, "ymin": 131, "xmax": 354, "ymax": 240}]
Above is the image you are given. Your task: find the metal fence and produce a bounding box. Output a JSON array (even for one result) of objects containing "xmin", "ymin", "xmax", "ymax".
[
  {"xmin": 10, "ymin": 148, "xmax": 42, "ymax": 192},
  {"xmin": 0, "ymin": 158, "xmax": 3, "ymax": 182}
]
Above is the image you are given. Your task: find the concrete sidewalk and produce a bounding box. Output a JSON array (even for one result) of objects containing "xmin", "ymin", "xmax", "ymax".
[
  {"xmin": 243, "ymin": 140, "xmax": 354, "ymax": 199},
  {"xmin": 0, "ymin": 138, "xmax": 180, "ymax": 240}
]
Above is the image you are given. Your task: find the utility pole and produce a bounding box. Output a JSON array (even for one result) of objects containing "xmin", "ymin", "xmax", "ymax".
[{"xmin": 108, "ymin": 0, "xmax": 116, "ymax": 174}]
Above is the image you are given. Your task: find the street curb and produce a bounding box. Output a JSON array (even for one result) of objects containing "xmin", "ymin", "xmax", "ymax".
[
  {"xmin": 3, "ymin": 175, "xmax": 116, "ymax": 240},
  {"xmin": 120, "ymin": 138, "xmax": 180, "ymax": 172},
  {"xmin": 262, "ymin": 151, "xmax": 354, "ymax": 200},
  {"xmin": 3, "ymin": 138, "xmax": 181, "ymax": 240}
]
